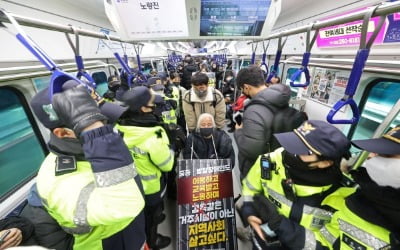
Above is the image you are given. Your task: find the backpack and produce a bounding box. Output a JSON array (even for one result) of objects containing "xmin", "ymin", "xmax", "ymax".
[{"xmin": 246, "ymin": 99, "xmax": 308, "ymax": 151}]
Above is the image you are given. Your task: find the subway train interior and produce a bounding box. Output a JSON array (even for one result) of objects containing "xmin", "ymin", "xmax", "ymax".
[{"xmin": 0, "ymin": 0, "xmax": 400, "ymax": 249}]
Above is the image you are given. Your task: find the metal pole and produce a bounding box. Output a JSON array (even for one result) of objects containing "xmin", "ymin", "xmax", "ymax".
[
  {"xmin": 0, "ymin": 11, "xmax": 125, "ymax": 43},
  {"xmin": 249, "ymin": 1, "xmax": 400, "ymax": 44}
]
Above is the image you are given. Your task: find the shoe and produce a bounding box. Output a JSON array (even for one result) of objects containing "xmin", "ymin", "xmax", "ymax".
[
  {"xmin": 150, "ymin": 234, "xmax": 171, "ymax": 249},
  {"xmin": 156, "ymin": 213, "xmax": 166, "ymax": 224}
]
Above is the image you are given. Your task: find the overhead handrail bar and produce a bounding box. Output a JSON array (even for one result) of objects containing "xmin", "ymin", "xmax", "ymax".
[
  {"xmin": 250, "ymin": 42, "xmax": 258, "ymax": 65},
  {"xmin": 65, "ymin": 25, "xmax": 96, "ymax": 88},
  {"xmin": 266, "ymin": 36, "xmax": 287, "ymax": 83},
  {"xmin": 0, "ymin": 10, "xmax": 128, "ymax": 43},
  {"xmin": 249, "ymin": 1, "xmax": 400, "ymax": 43},
  {"xmin": 101, "ymin": 34, "xmax": 136, "ymax": 88},
  {"xmin": 0, "ymin": 9, "xmax": 101, "ymax": 102},
  {"xmin": 327, "ymin": 6, "xmax": 386, "ymax": 124},
  {"xmin": 289, "ymin": 24, "xmax": 318, "ymax": 87}
]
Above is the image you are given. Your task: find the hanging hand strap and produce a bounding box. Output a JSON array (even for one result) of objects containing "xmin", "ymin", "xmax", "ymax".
[
  {"xmin": 133, "ymin": 43, "xmax": 147, "ymax": 84},
  {"xmin": 65, "ymin": 26, "xmax": 96, "ymax": 88},
  {"xmin": 114, "ymin": 52, "xmax": 135, "ymax": 88},
  {"xmin": 290, "ymin": 24, "xmax": 319, "ymax": 87},
  {"xmin": 250, "ymin": 42, "xmax": 258, "ymax": 65},
  {"xmin": 266, "ymin": 36, "xmax": 287, "ymax": 83},
  {"xmin": 0, "ymin": 9, "xmax": 93, "ymax": 100},
  {"xmin": 327, "ymin": 6, "xmax": 386, "ymax": 124},
  {"xmin": 260, "ymin": 41, "xmax": 270, "ymax": 76}
]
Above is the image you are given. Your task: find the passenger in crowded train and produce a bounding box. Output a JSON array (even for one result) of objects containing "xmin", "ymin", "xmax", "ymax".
[
  {"xmin": 30, "ymin": 82, "xmax": 146, "ymax": 250},
  {"xmin": 182, "ymin": 72, "xmax": 226, "ymax": 132},
  {"xmin": 102, "ymin": 75, "xmax": 121, "ymax": 102},
  {"xmin": 234, "ymin": 66, "xmax": 293, "ymax": 180},
  {"xmin": 241, "ymin": 120, "xmax": 351, "ymax": 249},
  {"xmin": 116, "ymin": 86, "xmax": 174, "ymax": 250},
  {"xmin": 267, "ymin": 76, "xmax": 281, "ymax": 87},
  {"xmin": 23, "ymin": 184, "xmax": 74, "ymax": 250},
  {"xmin": 183, "ymin": 113, "xmax": 235, "ymax": 168},
  {"xmin": 256, "ymin": 126, "xmax": 400, "ymax": 249},
  {"xmin": 181, "ymin": 54, "xmax": 198, "ymax": 89},
  {"xmin": 0, "ymin": 216, "xmax": 36, "ymax": 249}
]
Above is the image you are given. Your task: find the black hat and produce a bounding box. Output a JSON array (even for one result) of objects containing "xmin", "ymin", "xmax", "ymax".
[
  {"xmin": 274, "ymin": 120, "xmax": 351, "ymax": 159},
  {"xmin": 107, "ymin": 75, "xmax": 120, "ymax": 87},
  {"xmin": 145, "ymin": 77, "xmax": 161, "ymax": 87},
  {"xmin": 30, "ymin": 87, "xmax": 64, "ymax": 129},
  {"xmin": 352, "ymin": 126, "xmax": 400, "ymax": 155},
  {"xmin": 157, "ymin": 72, "xmax": 168, "ymax": 80},
  {"xmin": 122, "ymin": 86, "xmax": 152, "ymax": 112}
]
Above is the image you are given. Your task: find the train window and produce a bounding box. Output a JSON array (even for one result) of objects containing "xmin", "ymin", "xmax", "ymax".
[
  {"xmin": 92, "ymin": 71, "xmax": 108, "ymax": 96},
  {"xmin": 0, "ymin": 88, "xmax": 45, "ymax": 198},
  {"xmin": 351, "ymin": 80, "xmax": 400, "ymax": 144},
  {"xmin": 285, "ymin": 67, "xmax": 300, "ymax": 98}
]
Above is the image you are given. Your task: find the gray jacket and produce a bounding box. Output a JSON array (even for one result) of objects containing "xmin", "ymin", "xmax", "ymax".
[{"xmin": 234, "ymin": 84, "xmax": 291, "ymax": 179}]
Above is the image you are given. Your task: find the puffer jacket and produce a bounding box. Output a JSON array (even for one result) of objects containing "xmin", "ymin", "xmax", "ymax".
[
  {"xmin": 182, "ymin": 87, "xmax": 226, "ymax": 131},
  {"xmin": 234, "ymin": 84, "xmax": 291, "ymax": 179}
]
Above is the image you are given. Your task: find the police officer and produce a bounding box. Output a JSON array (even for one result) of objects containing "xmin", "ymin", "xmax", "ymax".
[
  {"xmin": 117, "ymin": 86, "xmax": 174, "ymax": 249},
  {"xmin": 30, "ymin": 83, "xmax": 146, "ymax": 250},
  {"xmin": 241, "ymin": 120, "xmax": 351, "ymax": 249},
  {"xmin": 254, "ymin": 125, "xmax": 400, "ymax": 249}
]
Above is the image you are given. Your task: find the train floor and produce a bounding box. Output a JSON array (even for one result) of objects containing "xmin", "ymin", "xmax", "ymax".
[{"xmin": 158, "ymin": 124, "xmax": 253, "ymax": 249}]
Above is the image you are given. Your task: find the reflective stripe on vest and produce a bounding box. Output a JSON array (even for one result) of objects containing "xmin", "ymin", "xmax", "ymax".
[
  {"xmin": 94, "ymin": 164, "xmax": 137, "ymax": 187},
  {"xmin": 157, "ymin": 150, "xmax": 174, "ymax": 168},
  {"xmin": 64, "ymin": 182, "xmax": 95, "ymax": 234},
  {"xmin": 320, "ymin": 225, "xmax": 336, "ymax": 245},
  {"xmin": 132, "ymin": 146, "xmax": 147, "ymax": 155},
  {"xmin": 304, "ymin": 229, "xmax": 317, "ymax": 250},
  {"xmin": 338, "ymin": 219, "xmax": 388, "ymax": 249},
  {"xmin": 266, "ymin": 186, "xmax": 332, "ymax": 230},
  {"xmin": 141, "ymin": 174, "xmax": 157, "ymax": 181}
]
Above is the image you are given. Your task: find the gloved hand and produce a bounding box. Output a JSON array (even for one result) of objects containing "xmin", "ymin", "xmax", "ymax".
[
  {"xmin": 253, "ymin": 194, "xmax": 283, "ymax": 231},
  {"xmin": 52, "ymin": 85, "xmax": 107, "ymax": 136}
]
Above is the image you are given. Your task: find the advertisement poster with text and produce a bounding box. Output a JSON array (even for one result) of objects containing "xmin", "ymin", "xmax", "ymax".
[
  {"xmin": 177, "ymin": 159, "xmax": 237, "ymax": 250},
  {"xmin": 307, "ymin": 68, "xmax": 349, "ymax": 108}
]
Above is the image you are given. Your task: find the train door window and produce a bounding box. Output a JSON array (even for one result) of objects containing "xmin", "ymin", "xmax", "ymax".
[
  {"xmin": 0, "ymin": 87, "xmax": 45, "ymax": 198},
  {"xmin": 351, "ymin": 80, "xmax": 400, "ymax": 144},
  {"xmin": 92, "ymin": 71, "xmax": 108, "ymax": 96},
  {"xmin": 285, "ymin": 67, "xmax": 301, "ymax": 98}
]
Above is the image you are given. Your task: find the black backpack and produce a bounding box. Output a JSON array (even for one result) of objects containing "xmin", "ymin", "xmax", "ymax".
[{"xmin": 246, "ymin": 100, "xmax": 308, "ymax": 151}]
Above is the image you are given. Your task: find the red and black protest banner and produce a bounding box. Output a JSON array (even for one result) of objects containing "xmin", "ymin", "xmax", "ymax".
[{"xmin": 177, "ymin": 159, "xmax": 237, "ymax": 250}]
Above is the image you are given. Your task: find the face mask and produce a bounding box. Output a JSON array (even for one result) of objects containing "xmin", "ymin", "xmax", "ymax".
[
  {"xmin": 363, "ymin": 156, "xmax": 400, "ymax": 189},
  {"xmin": 200, "ymin": 127, "xmax": 213, "ymax": 137},
  {"xmin": 194, "ymin": 89, "xmax": 207, "ymax": 98}
]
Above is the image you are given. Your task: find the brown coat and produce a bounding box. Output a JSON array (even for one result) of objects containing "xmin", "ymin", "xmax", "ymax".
[{"xmin": 182, "ymin": 87, "xmax": 226, "ymax": 131}]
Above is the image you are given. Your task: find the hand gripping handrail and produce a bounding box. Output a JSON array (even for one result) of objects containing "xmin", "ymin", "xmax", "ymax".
[
  {"xmin": 65, "ymin": 26, "xmax": 96, "ymax": 88},
  {"xmin": 250, "ymin": 42, "xmax": 258, "ymax": 65},
  {"xmin": 0, "ymin": 9, "xmax": 97, "ymax": 101},
  {"xmin": 290, "ymin": 24, "xmax": 319, "ymax": 87},
  {"xmin": 113, "ymin": 51, "xmax": 135, "ymax": 88},
  {"xmin": 260, "ymin": 40, "xmax": 269, "ymax": 76},
  {"xmin": 327, "ymin": 5, "xmax": 386, "ymax": 124},
  {"xmin": 266, "ymin": 36, "xmax": 287, "ymax": 83}
]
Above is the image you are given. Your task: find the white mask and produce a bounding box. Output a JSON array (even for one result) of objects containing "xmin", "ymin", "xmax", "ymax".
[{"xmin": 364, "ymin": 156, "xmax": 400, "ymax": 189}]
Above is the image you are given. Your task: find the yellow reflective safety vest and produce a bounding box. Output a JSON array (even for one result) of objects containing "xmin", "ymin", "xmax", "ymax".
[
  {"xmin": 36, "ymin": 153, "xmax": 145, "ymax": 250},
  {"xmin": 316, "ymin": 187, "xmax": 391, "ymax": 249},
  {"xmin": 116, "ymin": 125, "xmax": 174, "ymax": 195},
  {"xmin": 242, "ymin": 148, "xmax": 333, "ymax": 231}
]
